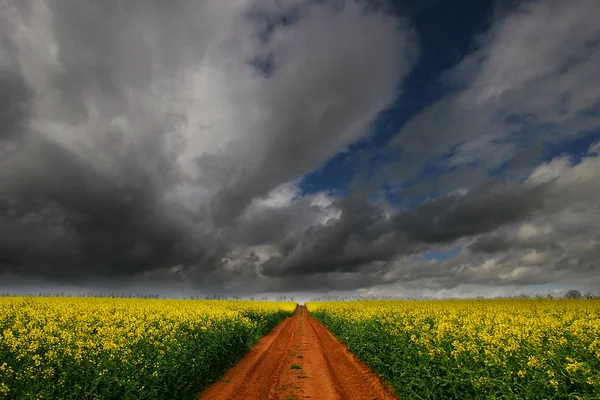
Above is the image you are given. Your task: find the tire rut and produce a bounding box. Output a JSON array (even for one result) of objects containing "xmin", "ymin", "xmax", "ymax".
[{"xmin": 197, "ymin": 306, "xmax": 396, "ymax": 400}]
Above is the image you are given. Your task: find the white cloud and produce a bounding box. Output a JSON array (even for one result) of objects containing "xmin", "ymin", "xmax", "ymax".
[
  {"xmin": 391, "ymin": 0, "xmax": 600, "ymax": 180},
  {"xmin": 517, "ymin": 224, "xmax": 552, "ymax": 241},
  {"xmin": 526, "ymin": 156, "xmax": 572, "ymax": 185},
  {"xmin": 521, "ymin": 251, "xmax": 548, "ymax": 266}
]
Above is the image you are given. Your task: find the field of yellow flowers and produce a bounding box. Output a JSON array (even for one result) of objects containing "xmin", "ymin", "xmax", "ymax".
[
  {"xmin": 0, "ymin": 297, "xmax": 296, "ymax": 399},
  {"xmin": 307, "ymin": 299, "xmax": 600, "ymax": 399}
]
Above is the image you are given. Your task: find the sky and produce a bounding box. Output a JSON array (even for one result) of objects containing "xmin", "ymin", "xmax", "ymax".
[{"xmin": 1, "ymin": 0, "xmax": 600, "ymax": 301}]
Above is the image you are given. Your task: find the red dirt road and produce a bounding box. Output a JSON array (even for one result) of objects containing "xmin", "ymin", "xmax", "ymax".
[{"xmin": 198, "ymin": 306, "xmax": 396, "ymax": 400}]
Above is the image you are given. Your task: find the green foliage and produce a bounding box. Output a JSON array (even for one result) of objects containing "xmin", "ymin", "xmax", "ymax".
[
  {"xmin": 0, "ymin": 298, "xmax": 296, "ymax": 399},
  {"xmin": 308, "ymin": 299, "xmax": 600, "ymax": 399}
]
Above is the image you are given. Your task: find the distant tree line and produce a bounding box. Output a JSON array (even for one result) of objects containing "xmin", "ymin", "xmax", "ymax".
[
  {"xmin": 0, "ymin": 292, "xmax": 296, "ymax": 301},
  {"xmin": 562, "ymin": 289, "xmax": 597, "ymax": 299},
  {"xmin": 309, "ymin": 291, "xmax": 600, "ymax": 302},
  {"xmin": 1, "ymin": 291, "xmax": 595, "ymax": 301},
  {"xmin": 0, "ymin": 292, "xmax": 162, "ymax": 299}
]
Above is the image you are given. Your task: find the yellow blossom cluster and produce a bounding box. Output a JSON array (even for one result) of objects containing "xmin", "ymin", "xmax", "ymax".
[
  {"xmin": 0, "ymin": 297, "xmax": 296, "ymax": 399},
  {"xmin": 306, "ymin": 299, "xmax": 600, "ymax": 399}
]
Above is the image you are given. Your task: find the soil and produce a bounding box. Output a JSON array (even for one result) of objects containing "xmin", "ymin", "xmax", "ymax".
[{"xmin": 197, "ymin": 305, "xmax": 397, "ymax": 400}]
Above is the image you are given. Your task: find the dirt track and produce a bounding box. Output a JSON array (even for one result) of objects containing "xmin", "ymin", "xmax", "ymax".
[{"xmin": 198, "ymin": 305, "xmax": 396, "ymax": 400}]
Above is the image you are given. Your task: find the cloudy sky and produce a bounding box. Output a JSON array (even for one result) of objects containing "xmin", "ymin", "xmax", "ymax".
[{"xmin": 1, "ymin": 0, "xmax": 599, "ymax": 299}]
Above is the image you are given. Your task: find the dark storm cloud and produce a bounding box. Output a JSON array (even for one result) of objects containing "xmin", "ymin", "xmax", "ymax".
[
  {"xmin": 0, "ymin": 135, "xmax": 223, "ymax": 280},
  {"xmin": 202, "ymin": 1, "xmax": 417, "ymax": 223},
  {"xmin": 1, "ymin": 0, "xmax": 600, "ymax": 297},
  {"xmin": 261, "ymin": 197, "xmax": 415, "ymax": 276},
  {"xmin": 0, "ymin": 68, "xmax": 31, "ymax": 140},
  {"xmin": 0, "ymin": 0, "xmax": 417, "ymax": 287},
  {"xmin": 0, "ymin": 0, "xmax": 232, "ymax": 281},
  {"xmin": 258, "ymin": 145, "xmax": 600, "ymax": 289},
  {"xmin": 371, "ymin": 152, "xmax": 600, "ymax": 293},
  {"xmin": 261, "ymin": 179, "xmax": 552, "ymax": 277},
  {"xmin": 394, "ymin": 181, "xmax": 548, "ymax": 243},
  {"xmin": 468, "ymin": 234, "xmax": 512, "ymax": 254}
]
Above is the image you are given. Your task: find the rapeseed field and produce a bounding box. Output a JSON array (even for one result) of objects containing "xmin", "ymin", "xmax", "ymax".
[
  {"xmin": 307, "ymin": 299, "xmax": 600, "ymax": 399},
  {"xmin": 0, "ymin": 297, "xmax": 296, "ymax": 399}
]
